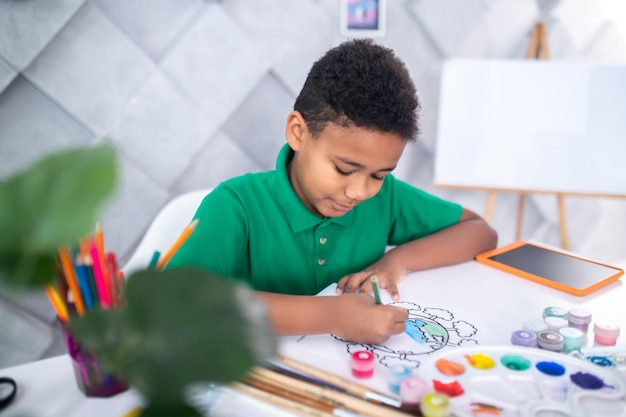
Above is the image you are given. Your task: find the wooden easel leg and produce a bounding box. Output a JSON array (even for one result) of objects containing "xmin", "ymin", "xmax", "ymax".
[
  {"xmin": 557, "ymin": 193, "xmax": 570, "ymax": 250},
  {"xmin": 484, "ymin": 191, "xmax": 497, "ymax": 222},
  {"xmin": 538, "ymin": 22, "xmax": 551, "ymax": 60},
  {"xmin": 515, "ymin": 193, "xmax": 526, "ymax": 241},
  {"xmin": 526, "ymin": 23, "xmax": 540, "ymax": 59}
]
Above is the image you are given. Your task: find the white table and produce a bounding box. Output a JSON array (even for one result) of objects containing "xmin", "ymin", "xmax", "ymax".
[{"xmin": 3, "ymin": 259, "xmax": 626, "ymax": 417}]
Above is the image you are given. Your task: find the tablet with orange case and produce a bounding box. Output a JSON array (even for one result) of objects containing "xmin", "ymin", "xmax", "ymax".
[{"xmin": 475, "ymin": 241, "xmax": 624, "ymax": 296}]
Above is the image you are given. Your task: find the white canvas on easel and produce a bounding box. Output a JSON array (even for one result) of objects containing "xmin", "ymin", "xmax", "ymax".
[
  {"xmin": 434, "ymin": 59, "xmax": 626, "ymax": 197},
  {"xmin": 434, "ymin": 58, "xmax": 626, "ymax": 250}
]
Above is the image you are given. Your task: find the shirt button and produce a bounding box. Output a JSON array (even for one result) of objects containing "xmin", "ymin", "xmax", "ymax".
[
  {"xmin": 317, "ymin": 258, "xmax": 325, "ymax": 266},
  {"xmin": 319, "ymin": 236, "xmax": 327, "ymax": 245}
]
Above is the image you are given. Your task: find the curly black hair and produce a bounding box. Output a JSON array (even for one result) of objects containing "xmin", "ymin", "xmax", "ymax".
[{"xmin": 294, "ymin": 39, "xmax": 419, "ymax": 141}]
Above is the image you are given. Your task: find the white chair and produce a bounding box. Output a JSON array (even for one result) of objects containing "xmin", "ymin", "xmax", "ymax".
[{"xmin": 122, "ymin": 189, "xmax": 212, "ymax": 276}]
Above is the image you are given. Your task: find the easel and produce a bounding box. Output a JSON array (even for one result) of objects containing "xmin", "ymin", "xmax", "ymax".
[
  {"xmin": 526, "ymin": 21, "xmax": 550, "ymax": 60},
  {"xmin": 484, "ymin": 22, "xmax": 571, "ymax": 250}
]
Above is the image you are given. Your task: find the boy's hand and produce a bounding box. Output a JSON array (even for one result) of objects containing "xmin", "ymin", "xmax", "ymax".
[
  {"xmin": 336, "ymin": 258, "xmax": 405, "ymax": 301},
  {"xmin": 332, "ymin": 293, "xmax": 408, "ymax": 344}
]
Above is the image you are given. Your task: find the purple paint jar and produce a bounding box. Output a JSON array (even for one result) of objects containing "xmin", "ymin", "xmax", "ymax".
[
  {"xmin": 567, "ymin": 307, "xmax": 592, "ymax": 333},
  {"xmin": 511, "ymin": 330, "xmax": 538, "ymax": 347}
]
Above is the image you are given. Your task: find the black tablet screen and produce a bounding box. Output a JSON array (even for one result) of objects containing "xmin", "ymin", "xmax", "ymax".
[{"xmin": 488, "ymin": 244, "xmax": 621, "ymax": 290}]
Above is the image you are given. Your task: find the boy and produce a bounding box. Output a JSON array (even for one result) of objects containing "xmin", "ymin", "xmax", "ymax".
[{"xmin": 167, "ymin": 39, "xmax": 497, "ymax": 344}]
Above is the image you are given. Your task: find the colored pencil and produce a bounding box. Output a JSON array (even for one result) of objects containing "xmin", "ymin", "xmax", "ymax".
[
  {"xmin": 276, "ymin": 355, "xmax": 401, "ymax": 408},
  {"xmin": 370, "ymin": 276, "xmax": 382, "ymax": 305},
  {"xmin": 156, "ymin": 219, "xmax": 199, "ymax": 270},
  {"xmin": 58, "ymin": 246, "xmax": 86, "ymax": 315},
  {"xmin": 45, "ymin": 225, "xmax": 127, "ymax": 322},
  {"xmin": 74, "ymin": 255, "xmax": 94, "ymax": 310},
  {"xmin": 54, "ymin": 259, "xmax": 69, "ymax": 300},
  {"xmin": 105, "ymin": 252, "xmax": 120, "ymax": 307},
  {"xmin": 117, "ymin": 269, "xmax": 125, "ymax": 288},
  {"xmin": 79, "ymin": 237, "xmax": 91, "ymax": 259},
  {"xmin": 90, "ymin": 238, "xmax": 110, "ymax": 308},
  {"xmin": 82, "ymin": 254, "xmax": 100, "ymax": 308},
  {"xmin": 95, "ymin": 223, "xmax": 111, "ymax": 302},
  {"xmin": 148, "ymin": 250, "xmax": 161, "ymax": 269},
  {"xmin": 44, "ymin": 283, "xmax": 69, "ymax": 323}
]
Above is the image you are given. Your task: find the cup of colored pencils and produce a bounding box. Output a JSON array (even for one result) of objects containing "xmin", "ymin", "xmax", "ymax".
[{"xmin": 46, "ymin": 223, "xmax": 128, "ymax": 397}]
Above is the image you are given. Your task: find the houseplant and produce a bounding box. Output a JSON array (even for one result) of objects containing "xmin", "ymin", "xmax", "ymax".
[{"xmin": 0, "ymin": 143, "xmax": 277, "ymax": 417}]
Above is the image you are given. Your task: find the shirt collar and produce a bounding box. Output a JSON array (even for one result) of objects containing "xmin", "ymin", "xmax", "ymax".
[{"xmin": 274, "ymin": 144, "xmax": 354, "ymax": 233}]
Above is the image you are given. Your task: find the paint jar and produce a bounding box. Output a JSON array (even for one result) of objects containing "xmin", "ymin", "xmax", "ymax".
[
  {"xmin": 543, "ymin": 306, "xmax": 568, "ymax": 319},
  {"xmin": 511, "ymin": 329, "xmax": 538, "ymax": 347},
  {"xmin": 62, "ymin": 325, "xmax": 128, "ymax": 397},
  {"xmin": 523, "ymin": 319, "xmax": 548, "ymax": 334},
  {"xmin": 537, "ymin": 330, "xmax": 564, "ymax": 352},
  {"xmin": 544, "ymin": 316, "xmax": 569, "ymax": 332},
  {"xmin": 420, "ymin": 392, "xmax": 451, "ymax": 417},
  {"xmin": 593, "ymin": 321, "xmax": 620, "ymax": 346},
  {"xmin": 350, "ymin": 350, "xmax": 375, "ymax": 378},
  {"xmin": 567, "ymin": 307, "xmax": 592, "ymax": 333},
  {"xmin": 399, "ymin": 376, "xmax": 428, "ymax": 405},
  {"xmin": 559, "ymin": 327, "xmax": 585, "ymax": 352},
  {"xmin": 388, "ymin": 364, "xmax": 412, "ymax": 394}
]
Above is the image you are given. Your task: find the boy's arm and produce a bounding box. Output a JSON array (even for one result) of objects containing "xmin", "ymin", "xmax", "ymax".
[
  {"xmin": 256, "ymin": 291, "xmax": 408, "ymax": 344},
  {"xmin": 337, "ymin": 208, "xmax": 497, "ymax": 300},
  {"xmin": 386, "ymin": 207, "xmax": 497, "ymax": 271}
]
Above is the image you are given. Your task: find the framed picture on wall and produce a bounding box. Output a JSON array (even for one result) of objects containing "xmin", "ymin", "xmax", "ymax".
[{"xmin": 340, "ymin": 0, "xmax": 386, "ymax": 37}]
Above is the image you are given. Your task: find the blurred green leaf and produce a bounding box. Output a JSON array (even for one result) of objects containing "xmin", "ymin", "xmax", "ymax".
[
  {"xmin": 70, "ymin": 268, "xmax": 277, "ymax": 410},
  {"xmin": 0, "ymin": 143, "xmax": 117, "ymax": 286}
]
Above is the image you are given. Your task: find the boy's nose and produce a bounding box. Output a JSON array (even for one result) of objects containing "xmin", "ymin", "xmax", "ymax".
[{"xmin": 344, "ymin": 179, "xmax": 369, "ymax": 201}]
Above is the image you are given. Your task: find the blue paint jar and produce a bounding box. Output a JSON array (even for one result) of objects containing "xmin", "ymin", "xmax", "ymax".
[{"xmin": 388, "ymin": 364, "xmax": 412, "ymax": 394}]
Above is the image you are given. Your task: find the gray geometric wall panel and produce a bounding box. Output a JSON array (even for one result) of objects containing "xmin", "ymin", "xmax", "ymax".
[
  {"xmin": 0, "ymin": 76, "xmax": 94, "ymax": 178},
  {"xmin": 0, "ymin": 57, "xmax": 17, "ymax": 94},
  {"xmin": 24, "ymin": 3, "xmax": 157, "ymax": 135},
  {"xmin": 0, "ymin": 0, "xmax": 85, "ymax": 69}
]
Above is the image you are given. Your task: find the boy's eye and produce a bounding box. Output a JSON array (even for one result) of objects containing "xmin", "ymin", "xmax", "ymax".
[
  {"xmin": 336, "ymin": 165, "xmax": 386, "ymax": 181},
  {"xmin": 335, "ymin": 166, "xmax": 352, "ymax": 176}
]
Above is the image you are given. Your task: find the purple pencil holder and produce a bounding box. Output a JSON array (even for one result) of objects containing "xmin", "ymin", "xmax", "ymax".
[{"xmin": 63, "ymin": 325, "xmax": 128, "ymax": 397}]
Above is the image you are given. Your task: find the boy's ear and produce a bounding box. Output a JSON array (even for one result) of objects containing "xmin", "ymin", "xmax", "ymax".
[{"xmin": 285, "ymin": 111, "xmax": 308, "ymax": 151}]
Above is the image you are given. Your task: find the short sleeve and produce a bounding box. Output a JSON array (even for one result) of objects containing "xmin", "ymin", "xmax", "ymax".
[
  {"xmin": 165, "ymin": 184, "xmax": 249, "ymax": 279},
  {"xmin": 387, "ymin": 177, "xmax": 462, "ymax": 245}
]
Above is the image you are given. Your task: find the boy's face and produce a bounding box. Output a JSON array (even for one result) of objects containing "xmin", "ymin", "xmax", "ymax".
[{"xmin": 285, "ymin": 112, "xmax": 406, "ymax": 218}]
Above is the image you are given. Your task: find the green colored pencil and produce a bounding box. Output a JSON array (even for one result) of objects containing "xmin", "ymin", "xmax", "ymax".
[
  {"xmin": 148, "ymin": 250, "xmax": 161, "ymax": 270},
  {"xmin": 371, "ymin": 276, "xmax": 382, "ymax": 305}
]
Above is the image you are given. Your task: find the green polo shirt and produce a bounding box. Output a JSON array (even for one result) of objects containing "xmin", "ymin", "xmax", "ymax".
[{"xmin": 167, "ymin": 144, "xmax": 462, "ymax": 295}]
